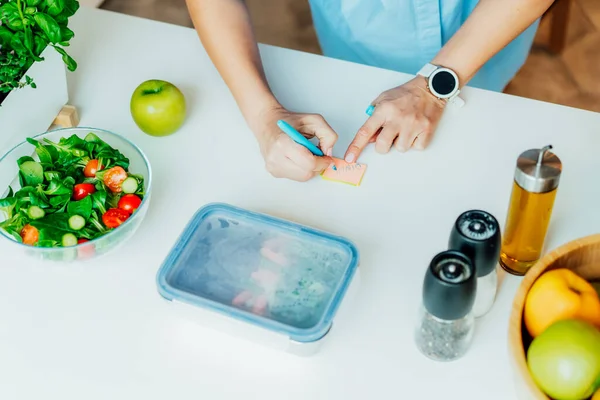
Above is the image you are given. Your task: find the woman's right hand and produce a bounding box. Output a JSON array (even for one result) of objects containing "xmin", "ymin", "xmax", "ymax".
[{"xmin": 251, "ymin": 105, "xmax": 338, "ymax": 182}]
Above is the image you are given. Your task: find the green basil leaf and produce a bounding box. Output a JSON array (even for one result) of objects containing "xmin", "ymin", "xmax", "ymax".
[
  {"xmin": 52, "ymin": 45, "xmax": 77, "ymax": 71},
  {"xmin": 67, "ymin": 195, "xmax": 92, "ymax": 220},
  {"xmin": 44, "ymin": 178, "xmax": 72, "ymax": 196},
  {"xmin": 49, "ymin": 193, "xmax": 70, "ymax": 208},
  {"xmin": 62, "ymin": 134, "xmax": 85, "ymax": 148},
  {"xmin": 24, "ymin": 28, "xmax": 34, "ymax": 52},
  {"xmin": 34, "ymin": 13, "xmax": 61, "ymax": 43},
  {"xmin": 46, "ymin": 0, "xmax": 65, "ymax": 16},
  {"xmin": 0, "ymin": 196, "xmax": 17, "ymax": 219},
  {"xmin": 24, "ymin": 6, "xmax": 37, "ymax": 15},
  {"xmin": 0, "ymin": 26, "xmax": 13, "ymax": 46},
  {"xmin": 44, "ymin": 171, "xmax": 61, "ymax": 181},
  {"xmin": 59, "ymin": 26, "xmax": 73, "ymax": 41},
  {"xmin": 26, "ymin": 0, "xmax": 43, "ymax": 6},
  {"xmin": 4, "ymin": 227, "xmax": 24, "ymax": 243},
  {"xmin": 33, "ymin": 34, "xmax": 48, "ymax": 56},
  {"xmin": 0, "ymin": 3, "xmax": 23, "ymax": 30},
  {"xmin": 91, "ymin": 190, "xmax": 107, "ymax": 215},
  {"xmin": 29, "ymin": 191, "xmax": 50, "ymax": 208},
  {"xmin": 10, "ymin": 34, "xmax": 27, "ymax": 55},
  {"xmin": 29, "ymin": 213, "xmax": 74, "ymax": 232},
  {"xmin": 37, "ymin": 227, "xmax": 66, "ymax": 245},
  {"xmin": 62, "ymin": 0, "xmax": 79, "ymax": 17},
  {"xmin": 26, "ymin": 138, "xmax": 53, "ymax": 165},
  {"xmin": 84, "ymin": 132, "xmax": 102, "ymax": 143},
  {"xmin": 62, "ymin": 176, "xmax": 75, "ymax": 189}
]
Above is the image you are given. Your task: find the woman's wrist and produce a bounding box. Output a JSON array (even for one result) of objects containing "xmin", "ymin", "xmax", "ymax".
[{"xmin": 244, "ymin": 93, "xmax": 284, "ymax": 138}]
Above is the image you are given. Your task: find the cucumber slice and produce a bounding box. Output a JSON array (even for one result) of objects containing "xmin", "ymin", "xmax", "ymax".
[
  {"xmin": 121, "ymin": 177, "xmax": 138, "ymax": 194},
  {"xmin": 61, "ymin": 233, "xmax": 78, "ymax": 247},
  {"xmin": 68, "ymin": 215, "xmax": 86, "ymax": 231},
  {"xmin": 19, "ymin": 161, "xmax": 44, "ymax": 186},
  {"xmin": 27, "ymin": 205, "xmax": 46, "ymax": 220}
]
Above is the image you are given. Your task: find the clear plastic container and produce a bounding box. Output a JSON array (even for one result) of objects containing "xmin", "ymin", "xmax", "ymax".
[
  {"xmin": 156, "ymin": 203, "xmax": 360, "ymax": 355},
  {"xmin": 0, "ymin": 127, "xmax": 152, "ymax": 262}
]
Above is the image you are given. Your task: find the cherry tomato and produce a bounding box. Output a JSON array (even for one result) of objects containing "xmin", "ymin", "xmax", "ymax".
[
  {"xmin": 118, "ymin": 194, "xmax": 142, "ymax": 214},
  {"xmin": 83, "ymin": 159, "xmax": 102, "ymax": 178},
  {"xmin": 102, "ymin": 208, "xmax": 130, "ymax": 228},
  {"xmin": 20, "ymin": 224, "xmax": 39, "ymax": 246},
  {"xmin": 77, "ymin": 238, "xmax": 89, "ymax": 244},
  {"xmin": 103, "ymin": 166, "xmax": 128, "ymax": 193},
  {"xmin": 73, "ymin": 183, "xmax": 96, "ymax": 201}
]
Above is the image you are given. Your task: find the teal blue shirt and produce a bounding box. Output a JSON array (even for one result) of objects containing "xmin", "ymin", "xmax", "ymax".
[{"xmin": 308, "ymin": 0, "xmax": 539, "ymax": 92}]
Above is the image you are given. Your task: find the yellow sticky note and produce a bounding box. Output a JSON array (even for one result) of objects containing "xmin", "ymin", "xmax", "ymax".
[{"xmin": 321, "ymin": 158, "xmax": 367, "ymax": 186}]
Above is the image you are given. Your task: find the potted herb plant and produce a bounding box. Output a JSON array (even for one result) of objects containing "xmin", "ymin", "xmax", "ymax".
[{"xmin": 0, "ymin": 0, "xmax": 79, "ymax": 152}]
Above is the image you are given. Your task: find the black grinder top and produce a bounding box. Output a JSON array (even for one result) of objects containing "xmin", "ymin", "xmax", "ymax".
[
  {"xmin": 448, "ymin": 210, "xmax": 501, "ymax": 278},
  {"xmin": 422, "ymin": 250, "xmax": 476, "ymax": 321}
]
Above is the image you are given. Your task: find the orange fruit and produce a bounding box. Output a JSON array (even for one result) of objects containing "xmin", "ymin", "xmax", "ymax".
[{"xmin": 524, "ymin": 268, "xmax": 600, "ymax": 338}]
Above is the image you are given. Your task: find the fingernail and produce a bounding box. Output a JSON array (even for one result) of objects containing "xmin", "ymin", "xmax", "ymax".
[
  {"xmin": 326, "ymin": 148, "xmax": 332, "ymax": 156},
  {"xmin": 398, "ymin": 146, "xmax": 406, "ymax": 153},
  {"xmin": 345, "ymin": 153, "xmax": 355, "ymax": 163}
]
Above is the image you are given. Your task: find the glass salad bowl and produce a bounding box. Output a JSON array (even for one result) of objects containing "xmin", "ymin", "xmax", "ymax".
[{"xmin": 0, "ymin": 127, "xmax": 152, "ymax": 262}]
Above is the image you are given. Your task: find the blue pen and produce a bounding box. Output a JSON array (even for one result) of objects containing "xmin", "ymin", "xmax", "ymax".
[{"xmin": 277, "ymin": 120, "xmax": 324, "ymax": 157}]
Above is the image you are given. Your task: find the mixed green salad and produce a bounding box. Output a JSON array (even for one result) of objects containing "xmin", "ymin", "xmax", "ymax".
[{"xmin": 0, "ymin": 132, "xmax": 145, "ymax": 248}]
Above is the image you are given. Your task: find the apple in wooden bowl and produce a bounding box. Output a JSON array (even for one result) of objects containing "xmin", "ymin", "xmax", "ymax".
[{"xmin": 508, "ymin": 233, "xmax": 600, "ymax": 400}]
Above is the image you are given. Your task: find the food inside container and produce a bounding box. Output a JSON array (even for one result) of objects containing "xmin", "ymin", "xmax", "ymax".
[{"xmin": 156, "ymin": 203, "xmax": 359, "ymax": 352}]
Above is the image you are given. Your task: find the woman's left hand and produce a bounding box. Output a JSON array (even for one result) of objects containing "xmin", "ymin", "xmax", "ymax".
[{"xmin": 344, "ymin": 76, "xmax": 446, "ymax": 163}]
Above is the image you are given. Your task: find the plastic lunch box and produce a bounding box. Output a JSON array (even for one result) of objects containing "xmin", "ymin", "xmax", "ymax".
[{"xmin": 156, "ymin": 203, "xmax": 360, "ymax": 356}]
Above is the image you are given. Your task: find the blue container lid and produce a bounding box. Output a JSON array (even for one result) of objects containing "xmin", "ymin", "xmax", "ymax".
[{"xmin": 156, "ymin": 203, "xmax": 359, "ymax": 343}]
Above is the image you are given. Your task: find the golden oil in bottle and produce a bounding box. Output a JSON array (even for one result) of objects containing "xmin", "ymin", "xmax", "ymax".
[{"xmin": 500, "ymin": 145, "xmax": 562, "ymax": 276}]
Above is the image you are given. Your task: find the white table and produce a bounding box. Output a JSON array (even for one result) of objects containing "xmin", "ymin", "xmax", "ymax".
[{"xmin": 1, "ymin": 7, "xmax": 599, "ymax": 400}]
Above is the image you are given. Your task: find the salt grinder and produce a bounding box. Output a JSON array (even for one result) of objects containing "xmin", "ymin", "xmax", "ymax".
[
  {"xmin": 449, "ymin": 210, "xmax": 501, "ymax": 318},
  {"xmin": 415, "ymin": 250, "xmax": 476, "ymax": 362}
]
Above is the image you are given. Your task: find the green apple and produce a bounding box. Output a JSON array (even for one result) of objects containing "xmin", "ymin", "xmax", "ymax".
[
  {"xmin": 130, "ymin": 79, "xmax": 186, "ymax": 137},
  {"xmin": 528, "ymin": 319, "xmax": 600, "ymax": 400}
]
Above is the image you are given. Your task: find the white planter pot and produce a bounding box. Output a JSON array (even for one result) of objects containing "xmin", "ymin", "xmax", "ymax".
[{"xmin": 0, "ymin": 46, "xmax": 68, "ymax": 154}]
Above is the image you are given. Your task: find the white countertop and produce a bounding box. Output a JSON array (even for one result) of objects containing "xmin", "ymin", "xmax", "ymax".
[{"xmin": 1, "ymin": 7, "xmax": 599, "ymax": 400}]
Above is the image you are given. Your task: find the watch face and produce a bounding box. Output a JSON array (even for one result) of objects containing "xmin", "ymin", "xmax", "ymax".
[{"xmin": 430, "ymin": 69, "xmax": 458, "ymax": 97}]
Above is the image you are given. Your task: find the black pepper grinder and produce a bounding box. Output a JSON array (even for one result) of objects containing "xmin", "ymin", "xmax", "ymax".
[
  {"xmin": 449, "ymin": 210, "xmax": 501, "ymax": 318},
  {"xmin": 415, "ymin": 250, "xmax": 476, "ymax": 362}
]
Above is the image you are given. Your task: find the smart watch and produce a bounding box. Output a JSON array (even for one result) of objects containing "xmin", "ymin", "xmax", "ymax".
[{"xmin": 417, "ymin": 63, "xmax": 465, "ymax": 107}]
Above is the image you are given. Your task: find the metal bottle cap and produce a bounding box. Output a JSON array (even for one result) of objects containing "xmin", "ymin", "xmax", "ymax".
[{"xmin": 514, "ymin": 145, "xmax": 562, "ymax": 193}]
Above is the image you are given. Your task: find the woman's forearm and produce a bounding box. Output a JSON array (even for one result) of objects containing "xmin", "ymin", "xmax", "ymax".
[
  {"xmin": 432, "ymin": 0, "xmax": 554, "ymax": 86},
  {"xmin": 185, "ymin": 0, "xmax": 280, "ymax": 131}
]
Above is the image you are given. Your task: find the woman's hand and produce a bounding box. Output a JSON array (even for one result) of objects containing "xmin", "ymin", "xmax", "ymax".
[
  {"xmin": 252, "ymin": 105, "xmax": 337, "ymax": 182},
  {"xmin": 344, "ymin": 76, "xmax": 446, "ymax": 163}
]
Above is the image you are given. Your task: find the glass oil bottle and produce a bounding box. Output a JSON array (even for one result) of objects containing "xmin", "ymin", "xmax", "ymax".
[{"xmin": 500, "ymin": 145, "xmax": 562, "ymax": 276}]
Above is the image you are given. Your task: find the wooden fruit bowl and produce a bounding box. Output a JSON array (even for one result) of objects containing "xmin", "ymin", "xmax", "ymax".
[{"xmin": 508, "ymin": 233, "xmax": 600, "ymax": 400}]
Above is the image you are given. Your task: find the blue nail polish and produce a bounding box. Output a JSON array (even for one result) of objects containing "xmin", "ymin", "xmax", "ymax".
[
  {"xmin": 366, "ymin": 105, "xmax": 375, "ymax": 116},
  {"xmin": 332, "ymin": 165, "xmax": 337, "ymax": 171}
]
